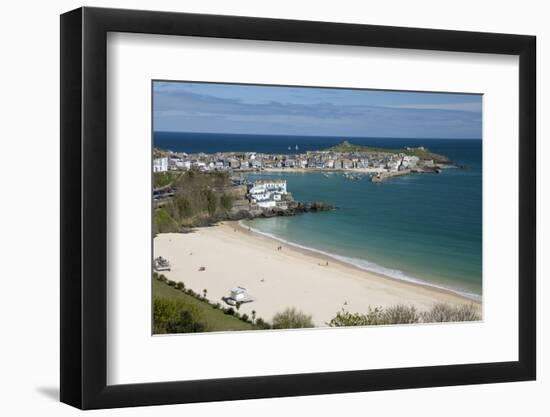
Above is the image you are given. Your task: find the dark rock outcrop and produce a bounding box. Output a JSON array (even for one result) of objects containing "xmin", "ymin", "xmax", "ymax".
[{"xmin": 180, "ymin": 201, "xmax": 335, "ymax": 229}]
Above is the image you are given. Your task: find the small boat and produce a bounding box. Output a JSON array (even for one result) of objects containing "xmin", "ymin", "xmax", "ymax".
[{"xmin": 295, "ymin": 144, "xmax": 299, "ymax": 150}]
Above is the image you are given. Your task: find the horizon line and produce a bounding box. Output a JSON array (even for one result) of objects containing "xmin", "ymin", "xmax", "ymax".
[{"xmin": 153, "ymin": 130, "xmax": 482, "ymax": 141}]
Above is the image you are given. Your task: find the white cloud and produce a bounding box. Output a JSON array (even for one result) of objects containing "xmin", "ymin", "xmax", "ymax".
[{"xmin": 385, "ymin": 102, "xmax": 482, "ymax": 112}]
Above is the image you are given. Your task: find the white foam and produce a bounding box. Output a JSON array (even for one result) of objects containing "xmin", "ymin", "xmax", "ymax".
[{"xmin": 239, "ymin": 220, "xmax": 481, "ymax": 302}]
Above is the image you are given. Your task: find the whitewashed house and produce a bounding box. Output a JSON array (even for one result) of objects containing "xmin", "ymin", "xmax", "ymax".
[
  {"xmin": 250, "ymin": 179, "xmax": 287, "ymax": 195},
  {"xmin": 172, "ymin": 158, "xmax": 191, "ymax": 170},
  {"xmin": 248, "ymin": 179, "xmax": 287, "ymax": 208},
  {"xmin": 153, "ymin": 157, "xmax": 169, "ymax": 172}
]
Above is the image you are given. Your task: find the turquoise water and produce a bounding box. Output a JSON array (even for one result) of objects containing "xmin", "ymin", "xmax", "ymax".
[
  {"xmin": 155, "ymin": 133, "xmax": 482, "ymax": 299},
  {"xmin": 241, "ymin": 143, "xmax": 482, "ymax": 299}
]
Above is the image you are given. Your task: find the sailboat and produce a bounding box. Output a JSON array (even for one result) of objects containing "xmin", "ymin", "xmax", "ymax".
[{"xmin": 295, "ymin": 144, "xmax": 299, "ymax": 151}]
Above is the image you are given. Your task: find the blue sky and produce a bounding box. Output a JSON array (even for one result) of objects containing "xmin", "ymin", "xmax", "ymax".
[{"xmin": 153, "ymin": 81, "xmax": 482, "ymax": 139}]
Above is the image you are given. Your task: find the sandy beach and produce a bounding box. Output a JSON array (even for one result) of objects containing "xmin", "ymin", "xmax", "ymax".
[{"xmin": 154, "ymin": 223, "xmax": 480, "ymax": 326}]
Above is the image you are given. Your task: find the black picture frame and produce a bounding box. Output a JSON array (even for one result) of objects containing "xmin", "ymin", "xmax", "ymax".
[{"xmin": 60, "ymin": 6, "xmax": 536, "ymax": 410}]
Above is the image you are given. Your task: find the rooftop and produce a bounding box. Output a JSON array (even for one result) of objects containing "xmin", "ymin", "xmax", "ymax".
[{"xmin": 255, "ymin": 179, "xmax": 286, "ymax": 184}]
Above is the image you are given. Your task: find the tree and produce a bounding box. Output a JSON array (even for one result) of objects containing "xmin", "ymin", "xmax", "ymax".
[
  {"xmin": 167, "ymin": 310, "xmax": 206, "ymax": 333},
  {"xmin": 272, "ymin": 307, "xmax": 314, "ymax": 329},
  {"xmin": 153, "ymin": 297, "xmax": 205, "ymax": 334},
  {"xmin": 202, "ymin": 289, "xmax": 208, "ymax": 299},
  {"xmin": 254, "ymin": 317, "xmax": 271, "ymax": 330}
]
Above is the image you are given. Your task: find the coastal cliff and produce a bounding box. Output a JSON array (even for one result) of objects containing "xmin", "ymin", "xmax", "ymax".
[{"xmin": 153, "ymin": 170, "xmax": 334, "ymax": 233}]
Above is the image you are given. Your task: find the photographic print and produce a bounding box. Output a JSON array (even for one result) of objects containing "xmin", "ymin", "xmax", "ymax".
[{"xmin": 152, "ymin": 81, "xmax": 482, "ymax": 334}]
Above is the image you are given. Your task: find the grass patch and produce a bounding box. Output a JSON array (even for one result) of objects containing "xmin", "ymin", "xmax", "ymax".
[
  {"xmin": 153, "ymin": 171, "xmax": 179, "ymax": 188},
  {"xmin": 153, "ymin": 279, "xmax": 256, "ymax": 332},
  {"xmin": 154, "ymin": 207, "xmax": 179, "ymax": 233},
  {"xmin": 324, "ymin": 141, "xmax": 449, "ymax": 163}
]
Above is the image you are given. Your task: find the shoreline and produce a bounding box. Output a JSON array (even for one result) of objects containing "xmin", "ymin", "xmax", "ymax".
[
  {"xmin": 260, "ymin": 167, "xmax": 384, "ymax": 174},
  {"xmin": 237, "ymin": 220, "xmax": 481, "ymax": 302},
  {"xmin": 154, "ymin": 224, "xmax": 480, "ymax": 326}
]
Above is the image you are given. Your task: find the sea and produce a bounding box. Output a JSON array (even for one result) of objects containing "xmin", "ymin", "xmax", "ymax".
[{"xmin": 155, "ymin": 131, "xmax": 482, "ymax": 300}]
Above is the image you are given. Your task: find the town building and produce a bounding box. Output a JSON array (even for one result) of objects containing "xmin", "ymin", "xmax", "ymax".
[
  {"xmin": 248, "ymin": 179, "xmax": 287, "ymax": 208},
  {"xmin": 153, "ymin": 157, "xmax": 169, "ymax": 172}
]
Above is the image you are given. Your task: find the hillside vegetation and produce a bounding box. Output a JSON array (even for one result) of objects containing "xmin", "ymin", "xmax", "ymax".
[
  {"xmin": 153, "ymin": 278, "xmax": 480, "ymax": 334},
  {"xmin": 154, "ymin": 170, "xmax": 236, "ymax": 234},
  {"xmin": 324, "ymin": 141, "xmax": 449, "ymax": 163},
  {"xmin": 153, "ymin": 278, "xmax": 256, "ymax": 332}
]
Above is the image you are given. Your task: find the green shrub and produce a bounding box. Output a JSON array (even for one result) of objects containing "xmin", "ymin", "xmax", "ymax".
[
  {"xmin": 175, "ymin": 195, "xmax": 192, "ymax": 218},
  {"xmin": 205, "ymin": 189, "xmax": 217, "ymax": 215},
  {"xmin": 153, "ymin": 297, "xmax": 204, "ymax": 334},
  {"xmin": 255, "ymin": 318, "xmax": 271, "ymax": 330},
  {"xmin": 327, "ymin": 307, "xmax": 386, "ymax": 327},
  {"xmin": 153, "ymin": 171, "xmax": 177, "ymax": 188},
  {"xmin": 166, "ymin": 310, "xmax": 206, "ymax": 333},
  {"xmin": 452, "ymin": 304, "xmax": 481, "ymax": 321},
  {"xmin": 154, "ymin": 207, "xmax": 179, "ymax": 233},
  {"xmin": 175, "ymin": 281, "xmax": 185, "ymax": 290},
  {"xmin": 422, "ymin": 303, "xmax": 481, "ymax": 323},
  {"xmin": 383, "ymin": 304, "xmax": 419, "ymax": 324},
  {"xmin": 224, "ymin": 307, "xmax": 235, "ymax": 316},
  {"xmin": 220, "ymin": 193, "xmax": 234, "ymax": 211},
  {"xmin": 328, "ymin": 303, "xmax": 479, "ymax": 327},
  {"xmin": 272, "ymin": 307, "xmax": 314, "ymax": 329}
]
